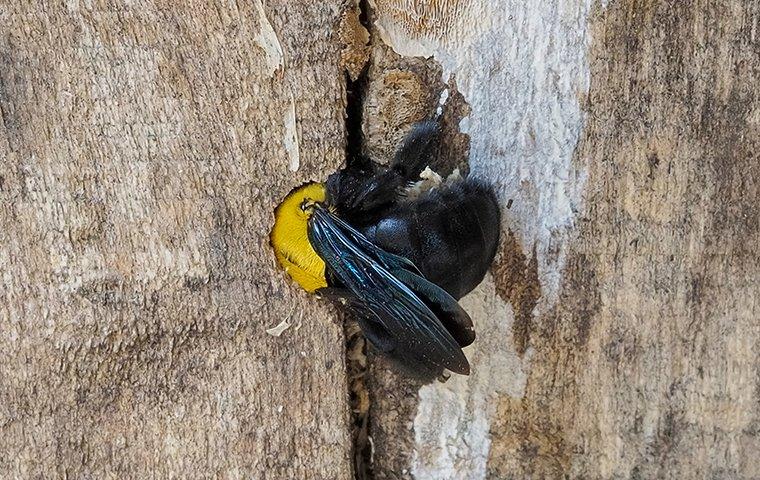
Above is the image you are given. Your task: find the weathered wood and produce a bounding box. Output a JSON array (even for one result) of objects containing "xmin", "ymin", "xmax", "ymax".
[
  {"xmin": 0, "ymin": 1, "xmax": 353, "ymax": 478},
  {"xmin": 364, "ymin": 1, "xmax": 760, "ymax": 478},
  {"xmin": 3, "ymin": 1, "xmax": 759, "ymax": 479}
]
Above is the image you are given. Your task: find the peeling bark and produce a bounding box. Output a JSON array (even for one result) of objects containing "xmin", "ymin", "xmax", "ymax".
[
  {"xmin": 502, "ymin": 2, "xmax": 760, "ymax": 478},
  {"xmin": 363, "ymin": 1, "xmax": 760, "ymax": 479}
]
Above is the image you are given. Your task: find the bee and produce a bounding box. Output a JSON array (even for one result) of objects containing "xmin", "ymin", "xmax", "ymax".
[{"xmin": 270, "ymin": 122, "xmax": 500, "ymax": 379}]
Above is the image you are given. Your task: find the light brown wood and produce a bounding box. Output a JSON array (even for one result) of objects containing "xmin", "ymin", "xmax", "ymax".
[
  {"xmin": 363, "ymin": 1, "xmax": 760, "ymax": 479},
  {"xmin": 3, "ymin": 1, "xmax": 759, "ymax": 479},
  {"xmin": 499, "ymin": 3, "xmax": 760, "ymax": 477},
  {"xmin": 0, "ymin": 1, "xmax": 353, "ymax": 478}
]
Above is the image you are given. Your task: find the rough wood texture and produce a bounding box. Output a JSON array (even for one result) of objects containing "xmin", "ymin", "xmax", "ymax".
[
  {"xmin": 3, "ymin": 1, "xmax": 759, "ymax": 479},
  {"xmin": 0, "ymin": 1, "xmax": 353, "ymax": 478},
  {"xmin": 364, "ymin": 1, "xmax": 760, "ymax": 479},
  {"xmin": 496, "ymin": 2, "xmax": 760, "ymax": 478}
]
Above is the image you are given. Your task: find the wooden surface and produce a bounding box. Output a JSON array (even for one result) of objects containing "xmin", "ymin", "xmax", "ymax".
[
  {"xmin": 365, "ymin": 1, "xmax": 760, "ymax": 479},
  {"xmin": 0, "ymin": 1, "xmax": 353, "ymax": 478},
  {"xmin": 2, "ymin": 1, "xmax": 758, "ymax": 479}
]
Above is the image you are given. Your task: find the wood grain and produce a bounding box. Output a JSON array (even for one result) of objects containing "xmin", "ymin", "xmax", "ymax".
[
  {"xmin": 364, "ymin": 0, "xmax": 760, "ymax": 478},
  {"xmin": 0, "ymin": 1, "xmax": 352, "ymax": 478},
  {"xmin": 493, "ymin": 2, "xmax": 760, "ymax": 477}
]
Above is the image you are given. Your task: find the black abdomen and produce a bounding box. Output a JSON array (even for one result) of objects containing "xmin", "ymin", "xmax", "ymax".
[{"xmin": 361, "ymin": 179, "xmax": 500, "ymax": 300}]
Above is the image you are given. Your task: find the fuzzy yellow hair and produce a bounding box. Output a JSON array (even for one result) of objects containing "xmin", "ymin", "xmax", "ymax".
[{"xmin": 269, "ymin": 183, "xmax": 328, "ymax": 292}]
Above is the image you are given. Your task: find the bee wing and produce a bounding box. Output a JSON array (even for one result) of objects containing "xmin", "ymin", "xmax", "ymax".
[
  {"xmin": 314, "ymin": 206, "xmax": 422, "ymax": 275},
  {"xmin": 390, "ymin": 268, "xmax": 475, "ymax": 348},
  {"xmin": 316, "ymin": 206, "xmax": 475, "ymax": 348},
  {"xmin": 316, "ymin": 287, "xmax": 398, "ymax": 354},
  {"xmin": 308, "ymin": 206, "xmax": 470, "ymax": 375}
]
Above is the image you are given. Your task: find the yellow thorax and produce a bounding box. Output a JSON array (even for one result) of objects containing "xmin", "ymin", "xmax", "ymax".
[{"xmin": 270, "ymin": 183, "xmax": 328, "ymax": 292}]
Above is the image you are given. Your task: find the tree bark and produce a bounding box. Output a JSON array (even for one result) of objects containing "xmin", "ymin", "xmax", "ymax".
[
  {"xmin": 0, "ymin": 1, "xmax": 353, "ymax": 478},
  {"xmin": 363, "ymin": 1, "xmax": 760, "ymax": 479},
  {"xmin": 2, "ymin": 1, "xmax": 759, "ymax": 480}
]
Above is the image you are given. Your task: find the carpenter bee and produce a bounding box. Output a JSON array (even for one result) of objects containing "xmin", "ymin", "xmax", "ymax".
[{"xmin": 270, "ymin": 122, "xmax": 500, "ymax": 379}]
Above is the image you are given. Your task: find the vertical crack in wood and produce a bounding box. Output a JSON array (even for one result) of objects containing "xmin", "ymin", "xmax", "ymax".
[
  {"xmin": 343, "ymin": 1, "xmax": 374, "ymax": 479},
  {"xmin": 345, "ymin": 0, "xmax": 371, "ymax": 167}
]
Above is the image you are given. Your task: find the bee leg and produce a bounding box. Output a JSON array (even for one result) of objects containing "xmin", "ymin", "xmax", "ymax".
[
  {"xmin": 326, "ymin": 122, "xmax": 441, "ymax": 221},
  {"xmin": 313, "ymin": 287, "xmax": 353, "ymax": 325},
  {"xmin": 390, "ymin": 120, "xmax": 440, "ymax": 179},
  {"xmin": 351, "ymin": 121, "xmax": 440, "ymax": 211},
  {"xmin": 316, "ymin": 287, "xmax": 361, "ymax": 309}
]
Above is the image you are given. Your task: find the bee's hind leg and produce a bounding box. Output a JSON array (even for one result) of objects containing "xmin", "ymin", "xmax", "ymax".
[
  {"xmin": 390, "ymin": 121, "xmax": 441, "ymax": 179},
  {"xmin": 328, "ymin": 121, "xmax": 442, "ymax": 219}
]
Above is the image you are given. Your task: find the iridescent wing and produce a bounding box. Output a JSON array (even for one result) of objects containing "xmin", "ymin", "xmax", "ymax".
[{"xmin": 308, "ymin": 206, "xmax": 473, "ymax": 375}]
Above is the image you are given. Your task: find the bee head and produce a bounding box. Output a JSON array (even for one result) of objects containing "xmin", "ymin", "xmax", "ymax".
[{"xmin": 299, "ymin": 197, "xmax": 321, "ymax": 215}]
